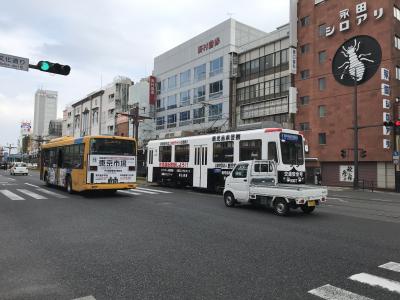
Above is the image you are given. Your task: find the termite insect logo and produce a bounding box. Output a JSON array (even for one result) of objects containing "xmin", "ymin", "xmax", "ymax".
[{"xmin": 332, "ymin": 35, "xmax": 382, "ymax": 86}]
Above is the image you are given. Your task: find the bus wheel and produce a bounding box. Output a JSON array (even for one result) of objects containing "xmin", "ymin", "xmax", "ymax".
[
  {"xmin": 66, "ymin": 176, "xmax": 74, "ymax": 194},
  {"xmin": 224, "ymin": 192, "xmax": 236, "ymax": 207},
  {"xmin": 273, "ymin": 198, "xmax": 290, "ymax": 216}
]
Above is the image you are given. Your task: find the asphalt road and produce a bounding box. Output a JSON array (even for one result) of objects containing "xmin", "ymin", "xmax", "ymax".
[{"xmin": 1, "ymin": 170, "xmax": 400, "ymax": 300}]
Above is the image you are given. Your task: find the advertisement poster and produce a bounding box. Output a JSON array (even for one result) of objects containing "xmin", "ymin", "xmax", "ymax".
[{"xmin": 88, "ymin": 155, "xmax": 136, "ymax": 184}]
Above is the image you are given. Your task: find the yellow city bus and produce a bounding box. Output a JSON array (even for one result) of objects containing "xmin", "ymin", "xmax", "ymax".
[{"xmin": 40, "ymin": 135, "xmax": 137, "ymax": 193}]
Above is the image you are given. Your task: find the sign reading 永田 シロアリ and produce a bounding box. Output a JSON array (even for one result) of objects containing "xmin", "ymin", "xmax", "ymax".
[{"xmin": 332, "ymin": 36, "xmax": 382, "ymax": 86}]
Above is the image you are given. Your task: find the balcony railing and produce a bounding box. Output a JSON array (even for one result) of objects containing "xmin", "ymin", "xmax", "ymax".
[
  {"xmin": 167, "ymin": 123, "xmax": 177, "ymax": 128},
  {"xmin": 156, "ymin": 125, "xmax": 165, "ymax": 130},
  {"xmin": 179, "ymin": 120, "xmax": 191, "ymax": 127}
]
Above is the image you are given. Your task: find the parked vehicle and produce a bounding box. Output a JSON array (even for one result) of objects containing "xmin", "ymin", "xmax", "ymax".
[
  {"xmin": 223, "ymin": 160, "xmax": 328, "ymax": 216},
  {"xmin": 9, "ymin": 162, "xmax": 29, "ymax": 176}
]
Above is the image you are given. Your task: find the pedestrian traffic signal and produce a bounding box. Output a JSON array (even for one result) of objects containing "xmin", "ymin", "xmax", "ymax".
[
  {"xmin": 360, "ymin": 149, "xmax": 367, "ymax": 158},
  {"xmin": 36, "ymin": 61, "xmax": 71, "ymax": 76},
  {"xmin": 340, "ymin": 149, "xmax": 346, "ymax": 158}
]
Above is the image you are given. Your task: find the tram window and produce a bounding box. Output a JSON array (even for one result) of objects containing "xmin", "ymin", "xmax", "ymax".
[
  {"xmin": 148, "ymin": 150, "xmax": 154, "ymax": 165},
  {"xmin": 239, "ymin": 139, "xmax": 261, "ymax": 160},
  {"xmin": 268, "ymin": 142, "xmax": 278, "ymax": 162},
  {"xmin": 175, "ymin": 144, "xmax": 189, "ymax": 162},
  {"xmin": 213, "ymin": 141, "xmax": 234, "ymax": 162},
  {"xmin": 159, "ymin": 146, "xmax": 172, "ymax": 162},
  {"xmin": 254, "ymin": 163, "xmax": 273, "ymax": 173}
]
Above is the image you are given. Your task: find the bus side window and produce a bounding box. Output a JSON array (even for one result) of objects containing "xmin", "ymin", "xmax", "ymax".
[
  {"xmin": 57, "ymin": 148, "xmax": 63, "ymax": 168},
  {"xmin": 63, "ymin": 146, "xmax": 72, "ymax": 168},
  {"xmin": 268, "ymin": 142, "xmax": 278, "ymax": 162},
  {"xmin": 72, "ymin": 144, "xmax": 83, "ymax": 169}
]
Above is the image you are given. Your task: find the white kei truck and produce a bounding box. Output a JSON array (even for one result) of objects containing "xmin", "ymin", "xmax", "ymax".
[{"xmin": 223, "ymin": 160, "xmax": 328, "ymax": 216}]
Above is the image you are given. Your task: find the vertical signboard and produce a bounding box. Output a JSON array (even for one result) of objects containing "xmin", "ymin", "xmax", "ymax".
[{"xmin": 149, "ymin": 76, "xmax": 156, "ymax": 105}]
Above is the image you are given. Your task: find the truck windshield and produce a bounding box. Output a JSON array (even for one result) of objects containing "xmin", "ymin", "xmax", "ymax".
[
  {"xmin": 90, "ymin": 138, "xmax": 136, "ymax": 156},
  {"xmin": 280, "ymin": 133, "xmax": 304, "ymax": 165}
]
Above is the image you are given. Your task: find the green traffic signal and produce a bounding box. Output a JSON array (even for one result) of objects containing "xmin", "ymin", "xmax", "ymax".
[
  {"xmin": 36, "ymin": 60, "xmax": 71, "ymax": 76},
  {"xmin": 39, "ymin": 61, "xmax": 50, "ymax": 71}
]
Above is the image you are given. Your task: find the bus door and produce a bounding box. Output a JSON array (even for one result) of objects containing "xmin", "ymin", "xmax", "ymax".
[{"xmin": 193, "ymin": 145, "xmax": 208, "ymax": 188}]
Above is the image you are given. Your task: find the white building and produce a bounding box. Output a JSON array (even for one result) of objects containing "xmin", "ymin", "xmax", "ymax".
[
  {"xmin": 128, "ymin": 78, "xmax": 155, "ymax": 148},
  {"xmin": 153, "ymin": 18, "xmax": 267, "ymax": 138},
  {"xmin": 33, "ymin": 89, "xmax": 58, "ymax": 137},
  {"xmin": 62, "ymin": 77, "xmax": 133, "ymax": 138}
]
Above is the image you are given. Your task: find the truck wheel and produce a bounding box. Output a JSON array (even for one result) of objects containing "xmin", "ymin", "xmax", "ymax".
[
  {"xmin": 224, "ymin": 192, "xmax": 236, "ymax": 207},
  {"xmin": 66, "ymin": 176, "xmax": 74, "ymax": 194},
  {"xmin": 273, "ymin": 198, "xmax": 289, "ymax": 216},
  {"xmin": 301, "ymin": 206, "xmax": 315, "ymax": 214}
]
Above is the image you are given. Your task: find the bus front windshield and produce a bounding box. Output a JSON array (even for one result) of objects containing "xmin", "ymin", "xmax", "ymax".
[
  {"xmin": 280, "ymin": 133, "xmax": 304, "ymax": 165},
  {"xmin": 90, "ymin": 138, "xmax": 136, "ymax": 156}
]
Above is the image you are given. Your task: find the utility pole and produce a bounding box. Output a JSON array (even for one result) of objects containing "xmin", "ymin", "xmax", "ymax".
[
  {"xmin": 5, "ymin": 144, "xmax": 16, "ymax": 156},
  {"xmin": 353, "ymin": 68, "xmax": 359, "ymax": 189}
]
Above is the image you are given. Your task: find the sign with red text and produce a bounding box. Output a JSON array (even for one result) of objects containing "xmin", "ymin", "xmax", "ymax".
[
  {"xmin": 149, "ymin": 76, "xmax": 156, "ymax": 105},
  {"xmin": 198, "ymin": 37, "xmax": 221, "ymax": 55}
]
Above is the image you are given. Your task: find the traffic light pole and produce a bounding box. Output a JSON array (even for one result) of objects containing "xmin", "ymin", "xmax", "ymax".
[{"xmin": 353, "ymin": 69, "xmax": 359, "ymax": 190}]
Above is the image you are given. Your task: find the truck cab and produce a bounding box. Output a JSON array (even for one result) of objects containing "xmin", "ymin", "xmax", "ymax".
[{"xmin": 223, "ymin": 160, "xmax": 327, "ymax": 216}]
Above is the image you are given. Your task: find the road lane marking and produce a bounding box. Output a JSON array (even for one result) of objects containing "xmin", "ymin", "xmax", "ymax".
[
  {"xmin": 25, "ymin": 183, "xmax": 40, "ymax": 188},
  {"xmin": 349, "ymin": 273, "xmax": 400, "ymax": 294},
  {"xmin": 328, "ymin": 197, "xmax": 348, "ymax": 202},
  {"xmin": 379, "ymin": 262, "xmax": 400, "ymax": 273},
  {"xmin": 119, "ymin": 190, "xmax": 141, "ymax": 196},
  {"xmin": 136, "ymin": 187, "xmax": 172, "ymax": 194},
  {"xmin": 35, "ymin": 188, "xmax": 68, "ymax": 198},
  {"xmin": 72, "ymin": 296, "xmax": 96, "ymax": 300},
  {"xmin": 308, "ymin": 284, "xmax": 372, "ymax": 299},
  {"xmin": 0, "ymin": 190, "xmax": 25, "ymax": 200},
  {"xmin": 17, "ymin": 189, "xmax": 47, "ymax": 199}
]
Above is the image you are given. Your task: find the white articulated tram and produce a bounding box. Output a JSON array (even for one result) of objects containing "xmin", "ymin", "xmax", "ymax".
[{"xmin": 147, "ymin": 128, "xmax": 305, "ymax": 192}]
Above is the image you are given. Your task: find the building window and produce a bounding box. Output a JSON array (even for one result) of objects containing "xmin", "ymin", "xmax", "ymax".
[
  {"xmin": 281, "ymin": 76, "xmax": 290, "ymax": 92},
  {"xmin": 180, "ymin": 90, "xmax": 191, "ymax": 107},
  {"xmin": 209, "ymin": 103, "xmax": 223, "ymax": 121},
  {"xmin": 300, "ymin": 16, "xmax": 310, "ymax": 27},
  {"xmin": 319, "ymin": 133, "xmax": 327, "ymax": 145},
  {"xmin": 92, "ymin": 108, "xmax": 99, "ymax": 125},
  {"xmin": 319, "ymin": 50, "xmax": 327, "ymax": 64},
  {"xmin": 156, "ymin": 116, "xmax": 165, "ymax": 130},
  {"xmin": 193, "ymin": 85, "xmax": 206, "ymax": 103},
  {"xmin": 319, "ymin": 24, "xmax": 326, "ymax": 37},
  {"xmin": 180, "ymin": 70, "xmax": 191, "ymax": 87},
  {"xmin": 194, "ymin": 63, "xmax": 206, "ymax": 81},
  {"xmin": 300, "ymin": 96, "xmax": 310, "ymax": 105},
  {"xmin": 300, "ymin": 44, "xmax": 310, "ymax": 54},
  {"xmin": 396, "ymin": 66, "xmax": 400, "ymax": 80},
  {"xmin": 167, "ymin": 75, "xmax": 177, "ymax": 90},
  {"xmin": 156, "ymin": 98, "xmax": 165, "ymax": 111},
  {"xmin": 281, "ymin": 49, "xmax": 289, "ymax": 64},
  {"xmin": 209, "ymin": 80, "xmax": 223, "ymax": 98},
  {"xmin": 167, "ymin": 114, "xmax": 177, "ymax": 128},
  {"xmin": 108, "ymin": 109, "xmax": 114, "ymax": 118},
  {"xmin": 179, "ymin": 111, "xmax": 191, "ymax": 126},
  {"xmin": 300, "ymin": 70, "xmax": 310, "ymax": 80},
  {"xmin": 396, "ymin": 36, "xmax": 400, "ymax": 50},
  {"xmin": 394, "ymin": 6, "xmax": 400, "ymax": 21},
  {"xmin": 265, "ymin": 54, "xmax": 274, "ymax": 70},
  {"xmin": 299, "ymin": 122, "xmax": 310, "ymax": 131},
  {"xmin": 318, "ymin": 78, "xmax": 326, "ymax": 91},
  {"xmin": 250, "ymin": 58, "xmax": 259, "ymax": 74},
  {"xmin": 319, "ymin": 105, "xmax": 326, "ymax": 117},
  {"xmin": 193, "ymin": 107, "xmax": 205, "ymax": 124},
  {"xmin": 107, "ymin": 125, "xmax": 114, "ymax": 134},
  {"xmin": 167, "ymin": 94, "xmax": 177, "ymax": 110},
  {"xmin": 210, "ymin": 57, "xmax": 223, "ymax": 77}
]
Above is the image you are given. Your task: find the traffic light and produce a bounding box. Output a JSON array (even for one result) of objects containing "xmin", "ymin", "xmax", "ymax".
[
  {"xmin": 360, "ymin": 149, "xmax": 367, "ymax": 158},
  {"xmin": 384, "ymin": 120, "xmax": 400, "ymax": 133},
  {"xmin": 383, "ymin": 121, "xmax": 394, "ymax": 127},
  {"xmin": 340, "ymin": 149, "xmax": 346, "ymax": 158},
  {"xmin": 36, "ymin": 61, "xmax": 71, "ymax": 76}
]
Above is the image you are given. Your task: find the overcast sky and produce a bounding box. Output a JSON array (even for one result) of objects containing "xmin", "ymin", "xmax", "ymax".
[{"xmin": 0, "ymin": 0, "xmax": 289, "ymax": 149}]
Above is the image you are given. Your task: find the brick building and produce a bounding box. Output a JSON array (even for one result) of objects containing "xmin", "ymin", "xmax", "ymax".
[{"xmin": 294, "ymin": 0, "xmax": 400, "ymax": 189}]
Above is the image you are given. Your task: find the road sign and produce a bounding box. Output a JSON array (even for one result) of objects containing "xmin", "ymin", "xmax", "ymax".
[{"xmin": 0, "ymin": 53, "xmax": 29, "ymax": 71}]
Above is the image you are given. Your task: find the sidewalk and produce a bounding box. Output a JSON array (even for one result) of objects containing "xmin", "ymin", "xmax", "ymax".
[{"xmin": 327, "ymin": 186, "xmax": 400, "ymax": 203}]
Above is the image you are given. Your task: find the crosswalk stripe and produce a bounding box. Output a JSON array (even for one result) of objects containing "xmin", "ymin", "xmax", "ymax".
[
  {"xmin": 35, "ymin": 188, "xmax": 68, "ymax": 198},
  {"xmin": 0, "ymin": 190, "xmax": 25, "ymax": 200},
  {"xmin": 72, "ymin": 296, "xmax": 96, "ymax": 300},
  {"xmin": 119, "ymin": 190, "xmax": 141, "ymax": 196},
  {"xmin": 17, "ymin": 189, "xmax": 47, "ymax": 199},
  {"xmin": 379, "ymin": 262, "xmax": 400, "ymax": 273},
  {"xmin": 136, "ymin": 187, "xmax": 172, "ymax": 194},
  {"xmin": 130, "ymin": 188, "xmax": 157, "ymax": 194},
  {"xmin": 349, "ymin": 273, "xmax": 400, "ymax": 294},
  {"xmin": 24, "ymin": 183, "xmax": 40, "ymax": 188},
  {"xmin": 308, "ymin": 284, "xmax": 372, "ymax": 300}
]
